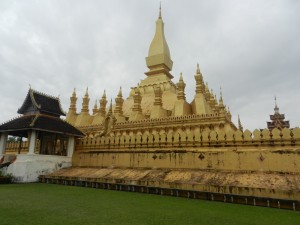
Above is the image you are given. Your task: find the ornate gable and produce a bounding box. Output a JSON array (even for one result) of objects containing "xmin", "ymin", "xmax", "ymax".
[{"xmin": 17, "ymin": 88, "xmax": 66, "ymax": 117}]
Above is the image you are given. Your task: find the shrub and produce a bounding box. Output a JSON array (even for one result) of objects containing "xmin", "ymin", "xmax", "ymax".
[{"xmin": 0, "ymin": 170, "xmax": 13, "ymax": 184}]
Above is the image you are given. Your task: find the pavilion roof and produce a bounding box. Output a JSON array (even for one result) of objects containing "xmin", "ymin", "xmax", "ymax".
[
  {"xmin": 0, "ymin": 114, "xmax": 84, "ymax": 137},
  {"xmin": 17, "ymin": 89, "xmax": 66, "ymax": 117}
]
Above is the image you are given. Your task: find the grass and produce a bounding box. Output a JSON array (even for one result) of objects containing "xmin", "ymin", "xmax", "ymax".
[{"xmin": 0, "ymin": 183, "xmax": 299, "ymax": 225}]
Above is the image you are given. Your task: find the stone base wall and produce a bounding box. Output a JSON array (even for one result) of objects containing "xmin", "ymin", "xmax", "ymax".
[
  {"xmin": 44, "ymin": 167, "xmax": 300, "ymax": 202},
  {"xmin": 2, "ymin": 154, "xmax": 72, "ymax": 182}
]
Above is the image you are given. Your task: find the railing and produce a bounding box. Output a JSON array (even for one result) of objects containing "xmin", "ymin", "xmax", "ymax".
[
  {"xmin": 75, "ymin": 127, "xmax": 300, "ymax": 151},
  {"xmin": 5, "ymin": 141, "xmax": 40, "ymax": 154}
]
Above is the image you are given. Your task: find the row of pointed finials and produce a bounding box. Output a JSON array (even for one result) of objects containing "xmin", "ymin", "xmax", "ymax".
[
  {"xmin": 171, "ymin": 63, "xmax": 238, "ymax": 124},
  {"xmin": 68, "ymin": 86, "xmax": 124, "ymax": 117},
  {"xmin": 67, "ymin": 64, "xmax": 243, "ymax": 126}
]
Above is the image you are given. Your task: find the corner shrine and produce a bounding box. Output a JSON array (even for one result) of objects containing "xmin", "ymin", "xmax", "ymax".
[{"xmin": 0, "ymin": 88, "xmax": 83, "ymax": 182}]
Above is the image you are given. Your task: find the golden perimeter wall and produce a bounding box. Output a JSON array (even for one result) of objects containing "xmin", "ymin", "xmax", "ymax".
[{"xmin": 73, "ymin": 127, "xmax": 300, "ymax": 173}]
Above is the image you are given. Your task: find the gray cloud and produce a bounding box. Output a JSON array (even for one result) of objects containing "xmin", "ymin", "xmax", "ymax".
[{"xmin": 0, "ymin": 0, "xmax": 299, "ymax": 131}]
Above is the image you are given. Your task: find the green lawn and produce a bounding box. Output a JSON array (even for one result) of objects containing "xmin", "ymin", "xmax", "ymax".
[{"xmin": 0, "ymin": 184, "xmax": 299, "ymax": 225}]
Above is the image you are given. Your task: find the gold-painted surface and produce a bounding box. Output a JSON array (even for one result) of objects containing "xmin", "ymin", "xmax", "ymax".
[
  {"xmin": 59, "ymin": 8, "xmax": 300, "ymax": 202},
  {"xmin": 48, "ymin": 167, "xmax": 300, "ymax": 200}
]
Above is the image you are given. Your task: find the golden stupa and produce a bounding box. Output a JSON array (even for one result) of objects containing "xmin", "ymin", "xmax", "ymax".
[
  {"xmin": 66, "ymin": 7, "xmax": 235, "ymax": 135},
  {"xmin": 48, "ymin": 7, "xmax": 300, "ymax": 206}
]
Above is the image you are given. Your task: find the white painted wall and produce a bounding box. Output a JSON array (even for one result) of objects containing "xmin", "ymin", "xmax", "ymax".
[
  {"xmin": 2, "ymin": 154, "xmax": 72, "ymax": 183},
  {"xmin": 0, "ymin": 132, "xmax": 8, "ymax": 156}
]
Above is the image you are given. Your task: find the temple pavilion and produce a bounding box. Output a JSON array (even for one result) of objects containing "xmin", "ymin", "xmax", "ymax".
[
  {"xmin": 0, "ymin": 88, "xmax": 84, "ymax": 157},
  {"xmin": 267, "ymin": 97, "xmax": 290, "ymax": 130}
]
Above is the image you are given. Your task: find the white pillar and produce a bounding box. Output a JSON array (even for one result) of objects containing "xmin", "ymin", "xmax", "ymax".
[
  {"xmin": 28, "ymin": 130, "xmax": 36, "ymax": 154},
  {"xmin": 67, "ymin": 136, "xmax": 75, "ymax": 157},
  {"xmin": 0, "ymin": 132, "xmax": 8, "ymax": 155}
]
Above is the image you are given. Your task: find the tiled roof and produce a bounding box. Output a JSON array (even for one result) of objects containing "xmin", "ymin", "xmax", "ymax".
[
  {"xmin": 17, "ymin": 89, "xmax": 66, "ymax": 116},
  {"xmin": 0, "ymin": 114, "xmax": 84, "ymax": 137}
]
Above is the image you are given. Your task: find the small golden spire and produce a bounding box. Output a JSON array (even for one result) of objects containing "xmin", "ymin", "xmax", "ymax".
[
  {"xmin": 132, "ymin": 88, "xmax": 142, "ymax": 113},
  {"xmin": 118, "ymin": 87, "xmax": 122, "ymax": 97},
  {"xmin": 238, "ymin": 114, "xmax": 243, "ymax": 131},
  {"xmin": 227, "ymin": 106, "xmax": 231, "ymax": 114},
  {"xmin": 154, "ymin": 85, "xmax": 163, "ymax": 106},
  {"xmin": 108, "ymin": 99, "xmax": 113, "ymax": 115},
  {"xmin": 93, "ymin": 100, "xmax": 98, "ymax": 115},
  {"xmin": 72, "ymin": 88, "xmax": 76, "ymax": 97},
  {"xmin": 115, "ymin": 87, "xmax": 124, "ymax": 116},
  {"xmin": 196, "ymin": 63, "xmax": 200, "ymax": 74},
  {"xmin": 177, "ymin": 72, "xmax": 186, "ymax": 100},
  {"xmin": 99, "ymin": 90, "xmax": 107, "ymax": 117},
  {"xmin": 69, "ymin": 88, "xmax": 77, "ymax": 112},
  {"xmin": 179, "ymin": 72, "xmax": 183, "ymax": 81},
  {"xmin": 81, "ymin": 87, "xmax": 90, "ymax": 113},
  {"xmin": 218, "ymin": 86, "xmax": 224, "ymax": 103}
]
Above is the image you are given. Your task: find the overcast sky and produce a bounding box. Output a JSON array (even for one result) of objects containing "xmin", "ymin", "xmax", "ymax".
[{"xmin": 0, "ymin": 0, "xmax": 299, "ymax": 131}]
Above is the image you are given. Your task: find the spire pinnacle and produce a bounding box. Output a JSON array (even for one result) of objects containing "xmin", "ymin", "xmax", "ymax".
[
  {"xmin": 219, "ymin": 86, "xmax": 223, "ymax": 102},
  {"xmin": 114, "ymin": 87, "xmax": 124, "ymax": 116},
  {"xmin": 93, "ymin": 100, "xmax": 98, "ymax": 115},
  {"xmin": 69, "ymin": 88, "xmax": 78, "ymax": 113},
  {"xmin": 72, "ymin": 88, "xmax": 76, "ymax": 97},
  {"xmin": 196, "ymin": 63, "xmax": 200, "ymax": 74},
  {"xmin": 159, "ymin": 2, "xmax": 162, "ymax": 19},
  {"xmin": 177, "ymin": 72, "xmax": 186, "ymax": 100},
  {"xmin": 146, "ymin": 4, "xmax": 173, "ymax": 75},
  {"xmin": 108, "ymin": 99, "xmax": 113, "ymax": 115},
  {"xmin": 81, "ymin": 87, "xmax": 90, "ymax": 113},
  {"xmin": 274, "ymin": 95, "xmax": 279, "ymax": 113},
  {"xmin": 118, "ymin": 87, "xmax": 122, "ymax": 97},
  {"xmin": 179, "ymin": 72, "xmax": 183, "ymax": 81},
  {"xmin": 238, "ymin": 114, "xmax": 243, "ymax": 131},
  {"xmin": 99, "ymin": 90, "xmax": 107, "ymax": 117}
]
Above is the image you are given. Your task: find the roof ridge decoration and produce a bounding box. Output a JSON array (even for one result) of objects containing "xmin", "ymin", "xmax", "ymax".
[
  {"xmin": 31, "ymin": 88, "xmax": 66, "ymax": 114},
  {"xmin": 57, "ymin": 96, "xmax": 67, "ymax": 116},
  {"xmin": 30, "ymin": 88, "xmax": 60, "ymax": 100},
  {"xmin": 29, "ymin": 89, "xmax": 41, "ymax": 109},
  {"xmin": 0, "ymin": 115, "xmax": 24, "ymax": 126},
  {"xmin": 29, "ymin": 114, "xmax": 39, "ymax": 127}
]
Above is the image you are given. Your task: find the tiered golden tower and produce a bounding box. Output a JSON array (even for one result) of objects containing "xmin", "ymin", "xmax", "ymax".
[
  {"xmin": 66, "ymin": 8, "xmax": 236, "ymax": 135},
  {"xmin": 48, "ymin": 7, "xmax": 300, "ymax": 204}
]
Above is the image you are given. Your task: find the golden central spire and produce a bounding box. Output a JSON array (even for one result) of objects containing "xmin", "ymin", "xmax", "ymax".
[{"xmin": 145, "ymin": 4, "xmax": 173, "ymax": 78}]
